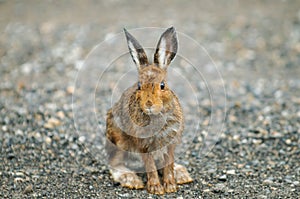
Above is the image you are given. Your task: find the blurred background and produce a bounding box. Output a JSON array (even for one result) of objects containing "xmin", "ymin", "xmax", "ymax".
[{"xmin": 1, "ymin": 0, "xmax": 300, "ymax": 198}]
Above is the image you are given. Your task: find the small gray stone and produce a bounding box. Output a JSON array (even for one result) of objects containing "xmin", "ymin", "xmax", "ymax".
[
  {"xmin": 263, "ymin": 179, "xmax": 273, "ymax": 185},
  {"xmin": 226, "ymin": 170, "xmax": 236, "ymax": 175},
  {"xmin": 218, "ymin": 174, "xmax": 227, "ymax": 181},
  {"xmin": 213, "ymin": 183, "xmax": 226, "ymax": 193},
  {"xmin": 293, "ymin": 181, "xmax": 299, "ymax": 186},
  {"xmin": 257, "ymin": 195, "xmax": 268, "ymax": 199},
  {"xmin": 117, "ymin": 193, "xmax": 130, "ymax": 197}
]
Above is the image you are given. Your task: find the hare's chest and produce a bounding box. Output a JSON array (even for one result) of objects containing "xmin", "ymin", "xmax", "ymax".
[{"xmin": 142, "ymin": 121, "xmax": 181, "ymax": 151}]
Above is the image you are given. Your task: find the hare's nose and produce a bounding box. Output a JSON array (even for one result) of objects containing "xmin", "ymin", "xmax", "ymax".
[{"xmin": 146, "ymin": 100, "xmax": 153, "ymax": 107}]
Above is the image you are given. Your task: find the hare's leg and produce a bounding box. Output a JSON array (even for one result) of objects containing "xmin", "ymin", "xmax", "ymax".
[
  {"xmin": 162, "ymin": 144, "xmax": 177, "ymax": 193},
  {"xmin": 174, "ymin": 163, "xmax": 193, "ymax": 184},
  {"xmin": 141, "ymin": 153, "xmax": 164, "ymax": 195},
  {"xmin": 106, "ymin": 112, "xmax": 144, "ymax": 189}
]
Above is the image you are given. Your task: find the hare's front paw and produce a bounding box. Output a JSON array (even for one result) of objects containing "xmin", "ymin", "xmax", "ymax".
[
  {"xmin": 119, "ymin": 173, "xmax": 144, "ymax": 189},
  {"xmin": 175, "ymin": 163, "xmax": 193, "ymax": 184},
  {"xmin": 164, "ymin": 181, "xmax": 177, "ymax": 193},
  {"xmin": 147, "ymin": 182, "xmax": 164, "ymax": 195}
]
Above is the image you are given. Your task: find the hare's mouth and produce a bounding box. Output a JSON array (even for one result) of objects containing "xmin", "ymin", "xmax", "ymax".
[{"xmin": 143, "ymin": 105, "xmax": 162, "ymax": 115}]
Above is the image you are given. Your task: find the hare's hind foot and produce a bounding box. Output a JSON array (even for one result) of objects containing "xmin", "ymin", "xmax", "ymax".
[
  {"xmin": 174, "ymin": 163, "xmax": 193, "ymax": 184},
  {"xmin": 110, "ymin": 166, "xmax": 144, "ymax": 189},
  {"xmin": 119, "ymin": 173, "xmax": 144, "ymax": 189}
]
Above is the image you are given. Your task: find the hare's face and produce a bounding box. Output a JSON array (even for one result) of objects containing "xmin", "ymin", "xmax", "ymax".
[{"xmin": 136, "ymin": 66, "xmax": 172, "ymax": 115}]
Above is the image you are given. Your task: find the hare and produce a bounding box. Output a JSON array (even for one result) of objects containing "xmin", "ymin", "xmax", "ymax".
[{"xmin": 105, "ymin": 27, "xmax": 193, "ymax": 194}]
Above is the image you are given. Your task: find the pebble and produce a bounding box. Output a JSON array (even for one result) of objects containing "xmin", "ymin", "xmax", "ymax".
[
  {"xmin": 45, "ymin": 136, "xmax": 52, "ymax": 144},
  {"xmin": 293, "ymin": 181, "xmax": 299, "ymax": 186},
  {"xmin": 33, "ymin": 132, "xmax": 42, "ymax": 142},
  {"xmin": 285, "ymin": 175, "xmax": 293, "ymax": 183},
  {"xmin": 213, "ymin": 183, "xmax": 226, "ymax": 193},
  {"xmin": 44, "ymin": 117, "xmax": 61, "ymax": 129},
  {"xmin": 257, "ymin": 195, "xmax": 268, "ymax": 199},
  {"xmin": 218, "ymin": 175, "xmax": 227, "ymax": 181},
  {"xmin": 24, "ymin": 184, "xmax": 33, "ymax": 194},
  {"xmin": 56, "ymin": 111, "xmax": 65, "ymax": 119},
  {"xmin": 15, "ymin": 129, "xmax": 23, "ymax": 136},
  {"xmin": 14, "ymin": 177, "xmax": 25, "ymax": 183},
  {"xmin": 252, "ymin": 139, "xmax": 262, "ymax": 145},
  {"xmin": 263, "ymin": 179, "xmax": 274, "ymax": 185},
  {"xmin": 241, "ymin": 139, "xmax": 248, "ymax": 144},
  {"xmin": 79, "ymin": 136, "xmax": 86, "ymax": 143},
  {"xmin": 117, "ymin": 193, "xmax": 130, "ymax": 197},
  {"xmin": 270, "ymin": 131, "xmax": 283, "ymax": 138},
  {"xmin": 207, "ymin": 168, "xmax": 217, "ymax": 173},
  {"xmin": 2, "ymin": 125, "xmax": 8, "ymax": 131},
  {"xmin": 203, "ymin": 189, "xmax": 210, "ymax": 193},
  {"xmin": 226, "ymin": 170, "xmax": 236, "ymax": 175},
  {"xmin": 232, "ymin": 135, "xmax": 240, "ymax": 142},
  {"xmin": 285, "ymin": 139, "xmax": 292, "ymax": 145},
  {"xmin": 67, "ymin": 86, "xmax": 75, "ymax": 94},
  {"xmin": 237, "ymin": 164, "xmax": 245, "ymax": 169},
  {"xmin": 229, "ymin": 115, "xmax": 237, "ymax": 122}
]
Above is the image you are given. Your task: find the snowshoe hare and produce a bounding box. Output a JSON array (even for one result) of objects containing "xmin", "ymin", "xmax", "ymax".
[{"xmin": 106, "ymin": 27, "xmax": 193, "ymax": 194}]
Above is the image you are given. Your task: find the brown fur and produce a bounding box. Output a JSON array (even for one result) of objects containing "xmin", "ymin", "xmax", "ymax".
[{"xmin": 105, "ymin": 27, "xmax": 192, "ymax": 195}]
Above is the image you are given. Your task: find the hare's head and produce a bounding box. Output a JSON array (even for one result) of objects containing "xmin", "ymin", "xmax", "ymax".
[{"xmin": 124, "ymin": 27, "xmax": 178, "ymax": 115}]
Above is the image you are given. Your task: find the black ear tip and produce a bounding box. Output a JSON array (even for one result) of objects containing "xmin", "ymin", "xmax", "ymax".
[
  {"xmin": 164, "ymin": 27, "xmax": 176, "ymax": 37},
  {"xmin": 168, "ymin": 26, "xmax": 176, "ymax": 33},
  {"xmin": 124, "ymin": 28, "xmax": 132, "ymax": 40},
  {"xmin": 124, "ymin": 28, "xmax": 129, "ymax": 35}
]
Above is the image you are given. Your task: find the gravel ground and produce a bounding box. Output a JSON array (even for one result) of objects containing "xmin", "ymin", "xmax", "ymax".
[{"xmin": 1, "ymin": 0, "xmax": 300, "ymax": 198}]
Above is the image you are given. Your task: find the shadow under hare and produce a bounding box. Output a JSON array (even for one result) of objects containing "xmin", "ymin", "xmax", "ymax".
[{"xmin": 106, "ymin": 27, "xmax": 192, "ymax": 195}]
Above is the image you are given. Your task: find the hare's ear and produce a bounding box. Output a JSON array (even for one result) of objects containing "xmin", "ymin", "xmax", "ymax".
[
  {"xmin": 154, "ymin": 27, "xmax": 178, "ymax": 70},
  {"xmin": 124, "ymin": 28, "xmax": 149, "ymax": 70}
]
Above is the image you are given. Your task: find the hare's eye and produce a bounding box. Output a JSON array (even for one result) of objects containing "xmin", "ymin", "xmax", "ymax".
[
  {"xmin": 137, "ymin": 82, "xmax": 141, "ymax": 90},
  {"xmin": 160, "ymin": 81, "xmax": 165, "ymax": 90}
]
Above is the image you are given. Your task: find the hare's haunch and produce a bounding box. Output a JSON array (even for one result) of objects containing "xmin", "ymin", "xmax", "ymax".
[{"xmin": 105, "ymin": 27, "xmax": 193, "ymax": 195}]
